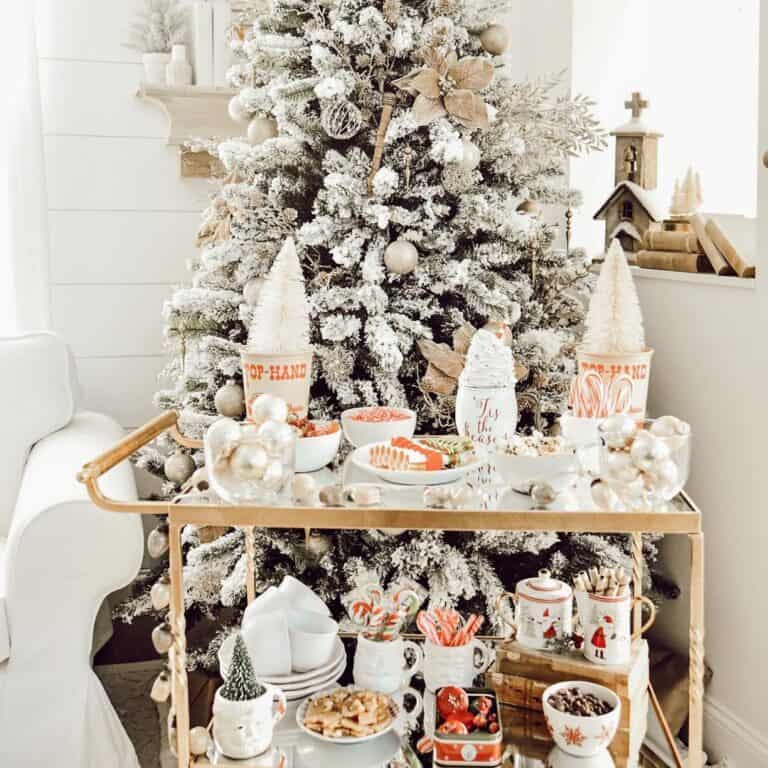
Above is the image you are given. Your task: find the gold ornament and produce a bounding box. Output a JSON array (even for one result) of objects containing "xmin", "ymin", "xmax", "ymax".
[
  {"xmin": 480, "ymin": 24, "xmax": 510, "ymax": 55},
  {"xmin": 247, "ymin": 115, "xmax": 278, "ymax": 145},
  {"xmin": 393, "ymin": 48, "xmax": 494, "ymax": 129},
  {"xmin": 215, "ymin": 380, "xmax": 246, "ymax": 418},
  {"xmin": 384, "ymin": 239, "xmax": 419, "ymax": 275}
]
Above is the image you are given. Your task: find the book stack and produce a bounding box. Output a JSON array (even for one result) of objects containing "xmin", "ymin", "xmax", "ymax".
[{"xmin": 636, "ymin": 213, "xmax": 756, "ymax": 278}]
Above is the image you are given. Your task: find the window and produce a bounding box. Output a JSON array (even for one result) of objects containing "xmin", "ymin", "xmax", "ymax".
[{"xmin": 621, "ymin": 201, "xmax": 634, "ymax": 221}]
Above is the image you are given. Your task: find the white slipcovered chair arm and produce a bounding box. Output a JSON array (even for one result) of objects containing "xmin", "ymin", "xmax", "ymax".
[{"xmin": 4, "ymin": 411, "xmax": 144, "ymax": 657}]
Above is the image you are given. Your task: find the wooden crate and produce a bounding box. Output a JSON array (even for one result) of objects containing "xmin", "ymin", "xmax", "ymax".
[{"xmin": 488, "ymin": 640, "xmax": 649, "ymax": 767}]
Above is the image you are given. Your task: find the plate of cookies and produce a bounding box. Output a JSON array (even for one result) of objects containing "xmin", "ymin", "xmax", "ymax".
[{"xmin": 297, "ymin": 686, "xmax": 398, "ymax": 744}]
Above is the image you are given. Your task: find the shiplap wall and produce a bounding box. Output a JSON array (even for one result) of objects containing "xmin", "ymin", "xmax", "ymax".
[{"xmin": 36, "ymin": 0, "xmax": 212, "ymax": 428}]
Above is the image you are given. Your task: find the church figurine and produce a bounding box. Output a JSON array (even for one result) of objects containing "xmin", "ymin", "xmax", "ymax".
[{"xmin": 594, "ymin": 92, "xmax": 664, "ymax": 256}]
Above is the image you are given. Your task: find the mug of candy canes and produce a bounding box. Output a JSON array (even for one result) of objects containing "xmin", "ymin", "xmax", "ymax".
[{"xmin": 353, "ymin": 633, "xmax": 423, "ymax": 694}]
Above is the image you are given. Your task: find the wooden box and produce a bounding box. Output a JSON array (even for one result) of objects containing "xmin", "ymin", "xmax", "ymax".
[{"xmin": 487, "ymin": 640, "xmax": 649, "ymax": 767}]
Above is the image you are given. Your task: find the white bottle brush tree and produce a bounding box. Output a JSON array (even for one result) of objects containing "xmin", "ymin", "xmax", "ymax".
[
  {"xmin": 221, "ymin": 634, "xmax": 265, "ymax": 701},
  {"xmin": 582, "ymin": 239, "xmax": 645, "ymax": 355}
]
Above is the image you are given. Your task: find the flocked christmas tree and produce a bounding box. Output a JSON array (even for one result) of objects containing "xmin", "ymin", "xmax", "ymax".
[
  {"xmin": 122, "ymin": 0, "xmax": 675, "ymax": 671},
  {"xmin": 221, "ymin": 634, "xmax": 265, "ymax": 701}
]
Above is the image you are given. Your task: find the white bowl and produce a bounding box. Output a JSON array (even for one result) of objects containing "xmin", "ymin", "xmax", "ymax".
[
  {"xmin": 341, "ymin": 407, "xmax": 416, "ymax": 448},
  {"xmin": 295, "ymin": 425, "xmax": 342, "ymax": 472},
  {"xmin": 542, "ymin": 681, "xmax": 621, "ymax": 758},
  {"xmin": 491, "ymin": 449, "xmax": 579, "ymax": 493}
]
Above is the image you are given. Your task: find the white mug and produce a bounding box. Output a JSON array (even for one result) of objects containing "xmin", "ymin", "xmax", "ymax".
[
  {"xmin": 352, "ymin": 634, "xmax": 423, "ymax": 694},
  {"xmin": 577, "ymin": 590, "xmax": 656, "ymax": 666},
  {"xmin": 423, "ymin": 639, "xmax": 494, "ymax": 693},
  {"xmin": 212, "ymin": 683, "xmax": 287, "ymax": 759},
  {"xmin": 288, "ymin": 609, "xmax": 338, "ymax": 672}
]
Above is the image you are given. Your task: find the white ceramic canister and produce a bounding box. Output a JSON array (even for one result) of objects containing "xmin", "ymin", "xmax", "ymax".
[
  {"xmin": 455, "ymin": 382, "xmax": 518, "ymax": 448},
  {"xmin": 499, "ymin": 570, "xmax": 575, "ymax": 650},
  {"xmin": 577, "ymin": 590, "xmax": 656, "ymax": 666},
  {"xmin": 212, "ymin": 684, "xmax": 287, "ymax": 759}
]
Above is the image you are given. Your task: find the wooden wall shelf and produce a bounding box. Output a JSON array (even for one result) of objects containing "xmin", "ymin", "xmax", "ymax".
[{"xmin": 137, "ymin": 84, "xmax": 243, "ymax": 177}]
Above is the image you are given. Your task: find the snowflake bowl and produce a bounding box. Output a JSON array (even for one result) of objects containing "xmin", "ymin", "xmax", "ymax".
[{"xmin": 542, "ymin": 681, "xmax": 621, "ymax": 758}]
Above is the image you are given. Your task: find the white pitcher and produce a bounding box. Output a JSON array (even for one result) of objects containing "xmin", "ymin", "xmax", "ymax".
[{"xmin": 352, "ymin": 634, "xmax": 423, "ymax": 694}]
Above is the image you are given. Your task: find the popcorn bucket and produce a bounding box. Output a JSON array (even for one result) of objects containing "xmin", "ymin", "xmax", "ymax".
[
  {"xmin": 576, "ymin": 347, "xmax": 654, "ymax": 419},
  {"xmin": 241, "ymin": 349, "xmax": 313, "ymax": 420}
]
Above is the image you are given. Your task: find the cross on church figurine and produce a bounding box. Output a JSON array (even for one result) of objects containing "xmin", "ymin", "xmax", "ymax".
[{"xmin": 625, "ymin": 91, "xmax": 648, "ymax": 120}]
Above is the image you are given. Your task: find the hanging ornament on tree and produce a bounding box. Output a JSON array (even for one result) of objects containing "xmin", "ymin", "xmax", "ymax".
[
  {"xmin": 243, "ymin": 277, "xmax": 265, "ymax": 307},
  {"xmin": 150, "ymin": 668, "xmax": 171, "ymax": 703},
  {"xmin": 147, "ymin": 522, "xmax": 170, "ymax": 559},
  {"xmin": 228, "ymin": 95, "xmax": 250, "ymax": 124},
  {"xmin": 517, "ymin": 199, "xmax": 542, "ymax": 218},
  {"xmin": 480, "ymin": 24, "xmax": 511, "ymax": 55},
  {"xmin": 164, "ymin": 450, "xmax": 195, "ymax": 485},
  {"xmin": 215, "ymin": 380, "xmax": 246, "ymax": 418},
  {"xmin": 320, "ymin": 98, "xmax": 363, "ymax": 140},
  {"xmin": 305, "ymin": 530, "xmax": 331, "ymax": 561},
  {"xmin": 384, "ymin": 239, "xmax": 418, "ymax": 275},
  {"xmin": 483, "ymin": 319, "xmax": 513, "ymax": 347},
  {"xmin": 150, "ymin": 573, "xmax": 172, "ymax": 611},
  {"xmin": 457, "ymin": 139, "xmax": 481, "ymax": 171},
  {"xmin": 189, "ymin": 726, "xmax": 212, "ymax": 757},
  {"xmin": 152, "ymin": 622, "xmax": 173, "ymax": 655},
  {"xmin": 247, "ymin": 115, "xmax": 278, "ymax": 145}
]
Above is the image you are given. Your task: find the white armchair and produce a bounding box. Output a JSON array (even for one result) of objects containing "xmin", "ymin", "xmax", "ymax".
[{"xmin": 0, "ymin": 333, "xmax": 144, "ymax": 768}]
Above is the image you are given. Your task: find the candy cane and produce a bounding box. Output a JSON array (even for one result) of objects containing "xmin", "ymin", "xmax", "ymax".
[
  {"xmin": 351, "ymin": 599, "xmax": 373, "ymax": 625},
  {"xmin": 416, "ymin": 611, "xmax": 442, "ymax": 645},
  {"xmin": 607, "ymin": 374, "xmax": 633, "ymax": 415},
  {"xmin": 393, "ymin": 588, "xmax": 420, "ymax": 620},
  {"xmin": 584, "ymin": 371, "xmax": 606, "ymax": 418}
]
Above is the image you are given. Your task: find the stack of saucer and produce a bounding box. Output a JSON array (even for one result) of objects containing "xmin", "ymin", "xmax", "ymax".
[{"xmin": 218, "ymin": 576, "xmax": 346, "ymax": 701}]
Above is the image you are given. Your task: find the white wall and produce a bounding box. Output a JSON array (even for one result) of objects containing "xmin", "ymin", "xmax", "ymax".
[{"xmin": 35, "ymin": 0, "xmax": 211, "ymax": 429}]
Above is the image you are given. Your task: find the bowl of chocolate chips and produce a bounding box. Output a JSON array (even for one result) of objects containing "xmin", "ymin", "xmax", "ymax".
[{"xmin": 542, "ymin": 681, "xmax": 620, "ymax": 757}]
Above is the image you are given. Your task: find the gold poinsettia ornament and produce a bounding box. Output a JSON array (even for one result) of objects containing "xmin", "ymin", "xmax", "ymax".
[{"xmin": 393, "ymin": 47, "xmax": 494, "ymax": 129}]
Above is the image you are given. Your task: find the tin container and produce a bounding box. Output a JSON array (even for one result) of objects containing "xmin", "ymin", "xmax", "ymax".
[{"xmin": 433, "ymin": 687, "xmax": 504, "ymax": 767}]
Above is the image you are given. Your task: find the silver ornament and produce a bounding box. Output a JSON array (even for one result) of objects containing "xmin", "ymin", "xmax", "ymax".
[
  {"xmin": 152, "ymin": 622, "xmax": 173, "ymax": 655},
  {"xmin": 262, "ymin": 459, "xmax": 287, "ymax": 491},
  {"xmin": 249, "ymin": 393, "xmax": 289, "ymax": 424},
  {"xmin": 384, "ymin": 239, "xmax": 418, "ymax": 275},
  {"xmin": 480, "ymin": 23, "xmax": 510, "ymax": 55},
  {"xmin": 150, "ymin": 575, "xmax": 171, "ymax": 611},
  {"xmin": 247, "ymin": 115, "xmax": 278, "ymax": 145},
  {"xmin": 147, "ymin": 524, "xmax": 169, "ymax": 559},
  {"xmin": 150, "ymin": 669, "xmax": 171, "ymax": 703},
  {"xmin": 164, "ymin": 450, "xmax": 196, "ymax": 484},
  {"xmin": 257, "ymin": 419, "xmax": 296, "ymax": 456},
  {"xmin": 189, "ymin": 726, "xmax": 211, "ymax": 757},
  {"xmin": 458, "ymin": 139, "xmax": 481, "ymax": 171},
  {"xmin": 321, "ymin": 98, "xmax": 363, "ymax": 140},
  {"xmin": 243, "ymin": 277, "xmax": 265, "ymax": 306},
  {"xmin": 215, "ymin": 380, "xmax": 245, "ymax": 418},
  {"xmin": 230, "ymin": 443, "xmax": 269, "ymax": 481},
  {"xmin": 228, "ymin": 95, "xmax": 250, "ymax": 124}
]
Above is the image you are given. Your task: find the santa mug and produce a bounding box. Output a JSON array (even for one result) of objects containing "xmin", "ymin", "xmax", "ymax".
[
  {"xmin": 423, "ymin": 639, "xmax": 494, "ymax": 693},
  {"xmin": 577, "ymin": 590, "xmax": 656, "ymax": 665},
  {"xmin": 499, "ymin": 570, "xmax": 576, "ymax": 650},
  {"xmin": 353, "ymin": 634, "xmax": 424, "ymax": 695}
]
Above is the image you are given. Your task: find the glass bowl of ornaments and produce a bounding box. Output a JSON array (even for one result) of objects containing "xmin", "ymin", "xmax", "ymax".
[
  {"xmin": 204, "ymin": 394, "xmax": 296, "ymax": 504},
  {"xmin": 593, "ymin": 414, "xmax": 691, "ymax": 511}
]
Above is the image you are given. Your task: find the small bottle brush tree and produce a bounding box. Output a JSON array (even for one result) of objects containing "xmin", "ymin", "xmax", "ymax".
[
  {"xmin": 582, "ymin": 239, "xmax": 645, "ymax": 355},
  {"xmin": 221, "ymin": 634, "xmax": 265, "ymax": 702}
]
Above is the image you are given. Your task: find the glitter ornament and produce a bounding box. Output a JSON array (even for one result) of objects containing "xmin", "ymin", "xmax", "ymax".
[
  {"xmin": 228, "ymin": 95, "xmax": 250, "ymax": 124},
  {"xmin": 147, "ymin": 523, "xmax": 170, "ymax": 559},
  {"xmin": 152, "ymin": 622, "xmax": 173, "ymax": 655},
  {"xmin": 189, "ymin": 727, "xmax": 211, "ymax": 757},
  {"xmin": 247, "ymin": 116, "xmax": 278, "ymax": 145},
  {"xmin": 164, "ymin": 450, "xmax": 195, "ymax": 484},
  {"xmin": 249, "ymin": 393, "xmax": 289, "ymax": 425},
  {"xmin": 483, "ymin": 319, "xmax": 513, "ymax": 347},
  {"xmin": 458, "ymin": 139, "xmax": 481, "ymax": 171},
  {"xmin": 215, "ymin": 380, "xmax": 246, "ymax": 418},
  {"xmin": 480, "ymin": 24, "xmax": 510, "ymax": 55},
  {"xmin": 151, "ymin": 574, "xmax": 171, "ymax": 611},
  {"xmin": 243, "ymin": 277, "xmax": 265, "ymax": 306},
  {"xmin": 230, "ymin": 442, "xmax": 269, "ymax": 481},
  {"xmin": 321, "ymin": 98, "xmax": 363, "ymax": 140},
  {"xmin": 384, "ymin": 239, "xmax": 418, "ymax": 275}
]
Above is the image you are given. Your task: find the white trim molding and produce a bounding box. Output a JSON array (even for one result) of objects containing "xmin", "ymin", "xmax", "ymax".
[{"xmin": 705, "ymin": 695, "xmax": 768, "ymax": 767}]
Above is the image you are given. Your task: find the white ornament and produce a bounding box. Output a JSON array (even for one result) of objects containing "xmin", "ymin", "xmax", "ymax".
[
  {"xmin": 458, "ymin": 139, "xmax": 481, "ymax": 171},
  {"xmin": 649, "ymin": 459, "xmax": 678, "ymax": 492},
  {"xmin": 243, "ymin": 277, "xmax": 265, "ymax": 306},
  {"xmin": 591, "ymin": 480, "xmax": 617, "ymax": 510},
  {"xmin": 257, "ymin": 419, "xmax": 295, "ymax": 456},
  {"xmin": 164, "ymin": 450, "xmax": 196, "ymax": 484},
  {"xmin": 152, "ymin": 622, "xmax": 173, "ymax": 655},
  {"xmin": 605, "ymin": 450, "xmax": 640, "ymax": 484},
  {"xmin": 630, "ymin": 431, "xmax": 670, "ymax": 472},
  {"xmin": 600, "ymin": 414, "xmax": 637, "ymax": 449},
  {"xmin": 249, "ymin": 393, "xmax": 289, "ymax": 424},
  {"xmin": 228, "ymin": 95, "xmax": 250, "ymax": 124},
  {"xmin": 480, "ymin": 23, "xmax": 510, "ymax": 55},
  {"xmin": 291, "ymin": 474, "xmax": 318, "ymax": 505},
  {"xmin": 189, "ymin": 726, "xmax": 211, "ymax": 757},
  {"xmin": 650, "ymin": 415, "xmax": 690, "ymax": 437},
  {"xmin": 230, "ymin": 443, "xmax": 269, "ymax": 481},
  {"xmin": 147, "ymin": 525, "xmax": 169, "ymax": 559},
  {"xmin": 215, "ymin": 381, "xmax": 246, "ymax": 418},
  {"xmin": 384, "ymin": 239, "xmax": 418, "ymax": 275},
  {"xmin": 306, "ymin": 531, "xmax": 332, "ymax": 559},
  {"xmin": 150, "ymin": 670, "xmax": 171, "ymax": 703},
  {"xmin": 247, "ymin": 116, "xmax": 279, "ymax": 145},
  {"xmin": 262, "ymin": 459, "xmax": 287, "ymax": 491},
  {"xmin": 321, "ymin": 98, "xmax": 363, "ymax": 140},
  {"xmin": 150, "ymin": 576, "xmax": 171, "ymax": 611}
]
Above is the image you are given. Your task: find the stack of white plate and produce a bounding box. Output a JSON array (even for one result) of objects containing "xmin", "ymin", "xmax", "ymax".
[{"xmin": 219, "ymin": 635, "xmax": 347, "ymax": 702}]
